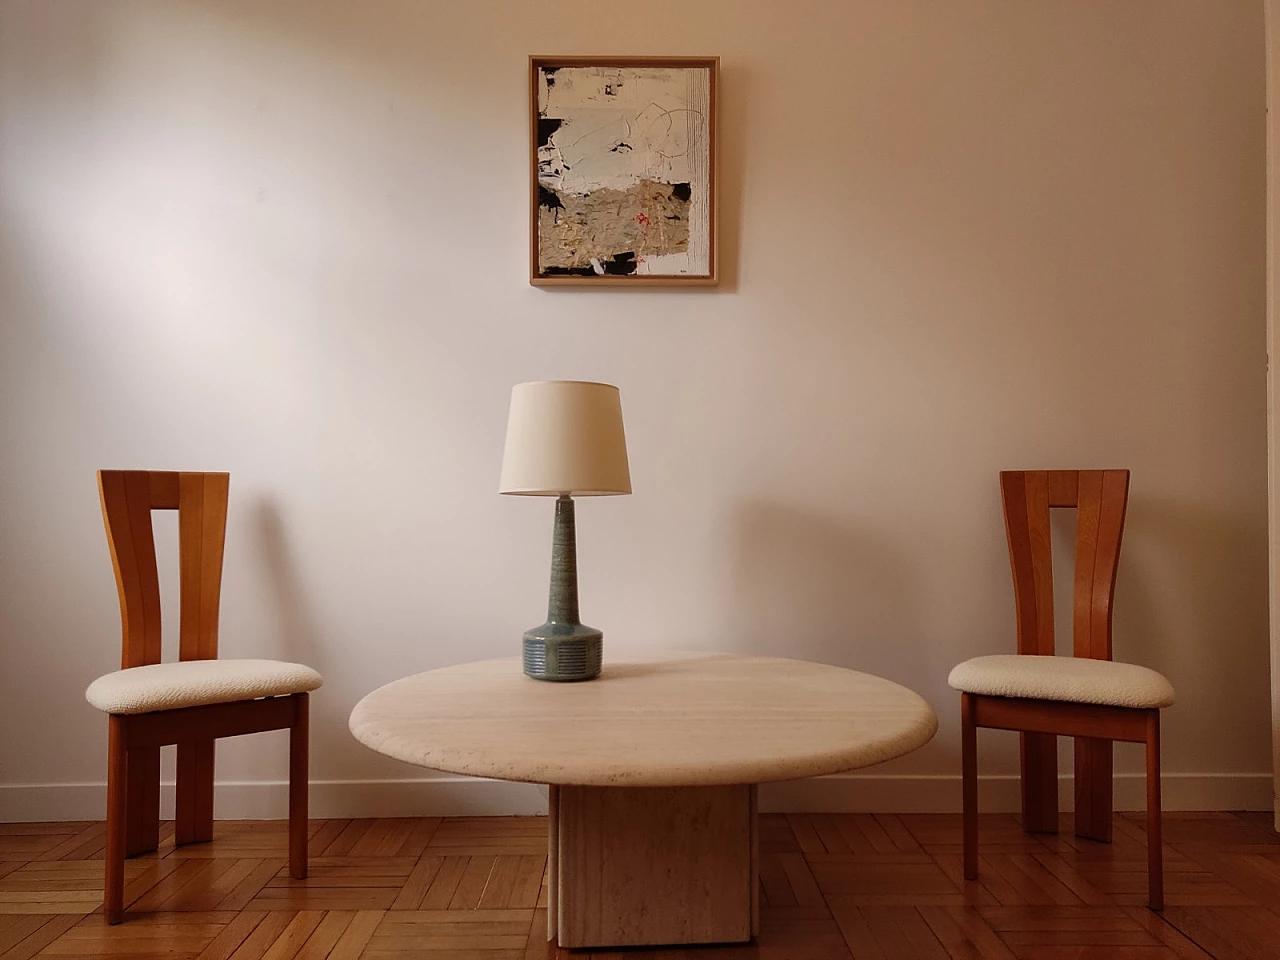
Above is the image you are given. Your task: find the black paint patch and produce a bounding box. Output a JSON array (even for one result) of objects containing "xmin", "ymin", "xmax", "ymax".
[
  {"xmin": 601, "ymin": 252, "xmax": 637, "ymax": 275},
  {"xmin": 542, "ymin": 265, "xmax": 596, "ymax": 276},
  {"xmin": 610, "ymin": 142, "xmax": 632, "ymax": 153},
  {"xmin": 541, "ymin": 252, "xmax": 638, "ymax": 278},
  {"xmin": 537, "ymin": 118, "xmax": 563, "ymax": 148},
  {"xmin": 542, "ymin": 67, "xmax": 559, "ymax": 89},
  {"xmin": 671, "ymin": 182, "xmax": 692, "ymax": 203},
  {"xmin": 538, "ymin": 186, "xmax": 565, "ymax": 213}
]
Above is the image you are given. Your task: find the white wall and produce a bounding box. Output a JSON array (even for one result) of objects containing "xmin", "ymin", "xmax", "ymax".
[{"xmin": 0, "ymin": 0, "xmax": 1269, "ymax": 818}]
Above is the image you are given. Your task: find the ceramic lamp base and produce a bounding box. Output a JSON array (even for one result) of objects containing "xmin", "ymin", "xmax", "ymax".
[{"xmin": 523, "ymin": 624, "xmax": 603, "ymax": 681}]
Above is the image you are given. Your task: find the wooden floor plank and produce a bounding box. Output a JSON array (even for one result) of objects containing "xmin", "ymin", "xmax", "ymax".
[
  {"xmin": 1123, "ymin": 907, "xmax": 1216, "ymax": 960},
  {"xmin": 920, "ymin": 905, "xmax": 1018, "ymax": 960},
  {"xmin": 506, "ymin": 856, "xmax": 547, "ymax": 910},
  {"xmin": 0, "ymin": 916, "xmax": 58, "ymax": 956},
  {"xmin": 292, "ymin": 909, "xmax": 354, "ymax": 958},
  {"xmin": 304, "ymin": 821, "xmax": 347, "ymax": 859},
  {"xmin": 417, "ymin": 857, "xmax": 470, "ymax": 911},
  {"xmin": 215, "ymin": 860, "xmax": 285, "ymax": 913},
  {"xmin": 392, "ymin": 819, "xmax": 441, "ymax": 859},
  {"xmin": 0, "ymin": 914, "xmax": 83, "ymax": 960},
  {"xmin": 192, "ymin": 910, "xmax": 268, "ymax": 960},
  {"xmin": 389, "ymin": 856, "xmax": 444, "ymax": 911},
  {"xmin": 257, "ymin": 909, "xmax": 322, "ymax": 960},
  {"xmin": 224, "ymin": 911, "xmax": 297, "ymax": 960},
  {"xmin": 33, "ymin": 826, "xmax": 105, "ymax": 864},
  {"xmin": 349, "ymin": 820, "xmax": 415, "ymax": 859},
  {"xmin": 325, "ymin": 909, "xmax": 383, "ymax": 960},
  {"xmin": 318, "ymin": 821, "xmax": 373, "ymax": 859}
]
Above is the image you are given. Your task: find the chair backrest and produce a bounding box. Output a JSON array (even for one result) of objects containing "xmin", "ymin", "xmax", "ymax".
[
  {"xmin": 999, "ymin": 469, "xmax": 1130, "ymax": 661},
  {"xmin": 98, "ymin": 471, "xmax": 230, "ymax": 669}
]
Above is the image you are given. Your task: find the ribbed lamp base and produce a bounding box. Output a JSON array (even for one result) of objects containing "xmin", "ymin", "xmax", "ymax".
[{"xmin": 523, "ymin": 628, "xmax": 603, "ymax": 682}]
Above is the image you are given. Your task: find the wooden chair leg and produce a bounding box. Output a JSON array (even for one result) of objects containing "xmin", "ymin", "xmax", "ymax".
[
  {"xmin": 961, "ymin": 693, "xmax": 978, "ymax": 879},
  {"xmin": 288, "ymin": 693, "xmax": 309, "ymax": 880},
  {"xmin": 124, "ymin": 744, "xmax": 160, "ymax": 857},
  {"xmin": 104, "ymin": 716, "xmax": 127, "ymax": 924},
  {"xmin": 175, "ymin": 741, "xmax": 215, "ymax": 846},
  {"xmin": 1074, "ymin": 736, "xmax": 1113, "ymax": 842},
  {"xmin": 1020, "ymin": 731, "xmax": 1058, "ymax": 833},
  {"xmin": 1146, "ymin": 710, "xmax": 1163, "ymax": 911}
]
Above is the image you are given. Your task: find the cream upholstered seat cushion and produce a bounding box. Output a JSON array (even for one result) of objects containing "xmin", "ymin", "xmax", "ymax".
[
  {"xmin": 86, "ymin": 659, "xmax": 323, "ymax": 715},
  {"xmin": 948, "ymin": 654, "xmax": 1174, "ymax": 709}
]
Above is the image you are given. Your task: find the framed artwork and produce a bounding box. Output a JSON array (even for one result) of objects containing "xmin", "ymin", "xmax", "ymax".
[{"xmin": 529, "ymin": 56, "xmax": 719, "ymax": 286}]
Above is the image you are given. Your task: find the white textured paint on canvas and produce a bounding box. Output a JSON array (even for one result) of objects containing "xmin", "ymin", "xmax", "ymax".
[
  {"xmin": 535, "ymin": 63, "xmax": 711, "ymax": 279},
  {"xmin": 540, "ymin": 68, "xmax": 697, "ymax": 194}
]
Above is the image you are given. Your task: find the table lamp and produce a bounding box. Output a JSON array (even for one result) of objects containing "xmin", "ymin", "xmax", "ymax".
[{"xmin": 500, "ymin": 381, "xmax": 631, "ymax": 681}]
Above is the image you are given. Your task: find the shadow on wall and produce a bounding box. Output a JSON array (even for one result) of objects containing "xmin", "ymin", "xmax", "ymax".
[
  {"xmin": 252, "ymin": 498, "xmax": 355, "ymax": 770},
  {"xmin": 1117, "ymin": 493, "xmax": 1270, "ymax": 766},
  {"xmin": 724, "ymin": 501, "xmax": 927, "ymax": 680},
  {"xmin": 253, "ymin": 499, "xmax": 320, "ymax": 662}
]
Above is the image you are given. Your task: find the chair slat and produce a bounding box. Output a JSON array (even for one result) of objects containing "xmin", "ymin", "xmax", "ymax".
[
  {"xmin": 99, "ymin": 471, "xmax": 163, "ymax": 668},
  {"xmin": 1002, "ymin": 471, "xmax": 1056, "ymax": 656},
  {"xmin": 178, "ymin": 473, "xmax": 205, "ymax": 661},
  {"xmin": 1089, "ymin": 470, "xmax": 1129, "ymax": 659},
  {"xmin": 199, "ymin": 476, "xmax": 229, "ymax": 659},
  {"xmin": 1070, "ymin": 469, "xmax": 1129, "ymax": 660},
  {"xmin": 1001, "ymin": 474, "xmax": 1039, "ymax": 656},
  {"xmin": 1024, "ymin": 472, "xmax": 1055, "ymax": 655},
  {"xmin": 149, "ymin": 472, "xmax": 180, "ymax": 509},
  {"xmin": 1073, "ymin": 471, "xmax": 1105, "ymax": 660},
  {"xmin": 1046, "ymin": 470, "xmax": 1079, "ymax": 507},
  {"xmin": 178, "ymin": 472, "xmax": 229, "ymax": 661}
]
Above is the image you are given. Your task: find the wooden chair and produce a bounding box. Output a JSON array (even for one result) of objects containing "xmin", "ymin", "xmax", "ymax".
[
  {"xmin": 86, "ymin": 471, "xmax": 322, "ymax": 923},
  {"xmin": 948, "ymin": 470, "xmax": 1174, "ymax": 910}
]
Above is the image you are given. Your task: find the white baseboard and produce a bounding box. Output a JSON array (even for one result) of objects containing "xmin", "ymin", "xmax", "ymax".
[{"xmin": 0, "ymin": 773, "xmax": 1270, "ymax": 822}]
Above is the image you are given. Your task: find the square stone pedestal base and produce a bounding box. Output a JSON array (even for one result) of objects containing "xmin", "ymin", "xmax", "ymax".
[{"xmin": 548, "ymin": 783, "xmax": 758, "ymax": 948}]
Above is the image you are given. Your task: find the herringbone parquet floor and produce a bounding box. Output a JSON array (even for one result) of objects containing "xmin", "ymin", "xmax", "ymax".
[{"xmin": 2, "ymin": 811, "xmax": 1278, "ymax": 958}]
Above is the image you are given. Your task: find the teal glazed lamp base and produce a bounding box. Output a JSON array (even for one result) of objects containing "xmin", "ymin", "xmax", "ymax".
[
  {"xmin": 524, "ymin": 494, "xmax": 603, "ymax": 681},
  {"xmin": 523, "ymin": 624, "xmax": 603, "ymax": 681}
]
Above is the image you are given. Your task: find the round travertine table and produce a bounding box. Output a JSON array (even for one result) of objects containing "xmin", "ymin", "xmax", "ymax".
[{"xmin": 349, "ymin": 654, "xmax": 937, "ymax": 949}]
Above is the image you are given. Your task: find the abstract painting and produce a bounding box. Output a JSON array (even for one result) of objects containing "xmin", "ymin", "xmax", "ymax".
[{"xmin": 530, "ymin": 57, "xmax": 718, "ymax": 285}]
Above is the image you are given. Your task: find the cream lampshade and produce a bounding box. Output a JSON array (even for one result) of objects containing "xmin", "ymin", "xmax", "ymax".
[
  {"xmin": 500, "ymin": 381, "xmax": 631, "ymax": 681},
  {"xmin": 499, "ymin": 381, "xmax": 631, "ymax": 496}
]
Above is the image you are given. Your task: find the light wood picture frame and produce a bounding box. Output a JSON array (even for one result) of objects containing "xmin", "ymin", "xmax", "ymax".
[{"xmin": 530, "ymin": 56, "xmax": 719, "ymax": 287}]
